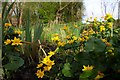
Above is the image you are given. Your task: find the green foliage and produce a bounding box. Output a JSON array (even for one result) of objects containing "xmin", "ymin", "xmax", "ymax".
[
  {"xmin": 85, "ymin": 37, "xmax": 106, "ymax": 52},
  {"xmin": 62, "ymin": 63, "xmax": 72, "ymax": 77},
  {"xmin": 80, "ymin": 70, "xmax": 93, "ymax": 79},
  {"xmin": 33, "ymin": 23, "xmax": 43, "ymax": 42},
  {"xmin": 2, "ymin": 2, "xmax": 120, "ymax": 80},
  {"xmin": 40, "ymin": 14, "xmax": 120, "ymax": 80},
  {"xmin": 22, "ymin": 2, "xmax": 84, "ymax": 24},
  {"xmin": 3, "ymin": 54, "xmax": 24, "ymax": 71},
  {"xmin": 2, "ymin": 2, "xmax": 15, "ymax": 26},
  {"xmin": 75, "ymin": 53, "xmax": 91, "ymax": 66},
  {"xmin": 2, "ymin": 2, "xmax": 15, "ymax": 41},
  {"xmin": 25, "ymin": 9, "xmax": 32, "ymax": 42}
]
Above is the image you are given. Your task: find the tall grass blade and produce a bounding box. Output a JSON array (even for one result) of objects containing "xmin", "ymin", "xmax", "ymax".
[
  {"xmin": 2, "ymin": 2, "xmax": 15, "ymax": 26},
  {"xmin": 33, "ymin": 23, "xmax": 43, "ymax": 42},
  {"xmin": 25, "ymin": 9, "xmax": 31, "ymax": 42},
  {"xmin": 2, "ymin": 2, "xmax": 7, "ymax": 20}
]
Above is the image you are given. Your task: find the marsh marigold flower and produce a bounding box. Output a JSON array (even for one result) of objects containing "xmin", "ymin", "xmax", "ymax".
[
  {"xmin": 72, "ymin": 36, "xmax": 77, "ymax": 41},
  {"xmin": 43, "ymin": 66, "xmax": 52, "ymax": 71},
  {"xmin": 104, "ymin": 13, "xmax": 113, "ymax": 20},
  {"xmin": 11, "ymin": 37, "xmax": 22, "ymax": 45},
  {"xmin": 100, "ymin": 26, "xmax": 105, "ymax": 32},
  {"xmin": 66, "ymin": 35, "xmax": 71, "ymax": 39},
  {"xmin": 84, "ymin": 36, "xmax": 89, "ymax": 40},
  {"xmin": 37, "ymin": 63, "xmax": 43, "ymax": 68},
  {"xmin": 53, "ymin": 33, "xmax": 59, "ymax": 37},
  {"xmin": 58, "ymin": 41, "xmax": 66, "ymax": 47},
  {"xmin": 94, "ymin": 17, "xmax": 97, "ymax": 22},
  {"xmin": 74, "ymin": 24, "xmax": 78, "ymax": 28},
  {"xmin": 42, "ymin": 56, "xmax": 55, "ymax": 66},
  {"xmin": 51, "ymin": 36, "xmax": 60, "ymax": 42},
  {"xmin": 106, "ymin": 42, "xmax": 112, "ymax": 46},
  {"xmin": 67, "ymin": 40, "xmax": 74, "ymax": 44},
  {"xmin": 14, "ymin": 29, "xmax": 22, "ymax": 35},
  {"xmin": 4, "ymin": 39, "xmax": 11, "ymax": 45},
  {"xmin": 101, "ymin": 38, "xmax": 107, "ymax": 43},
  {"xmin": 48, "ymin": 51, "xmax": 55, "ymax": 56},
  {"xmin": 62, "ymin": 26, "xmax": 68, "ymax": 30},
  {"xmin": 78, "ymin": 37, "xmax": 85, "ymax": 42},
  {"xmin": 89, "ymin": 29, "xmax": 95, "ymax": 34},
  {"xmin": 4, "ymin": 23, "xmax": 12, "ymax": 27},
  {"xmin": 107, "ymin": 22, "xmax": 113, "ymax": 28},
  {"xmin": 45, "ymin": 60, "xmax": 55, "ymax": 66},
  {"xmin": 36, "ymin": 69, "xmax": 44, "ymax": 78},
  {"xmin": 82, "ymin": 65, "xmax": 94, "ymax": 71},
  {"xmin": 94, "ymin": 71, "xmax": 104, "ymax": 80}
]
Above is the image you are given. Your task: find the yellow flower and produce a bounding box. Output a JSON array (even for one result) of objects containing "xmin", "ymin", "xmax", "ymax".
[
  {"xmin": 83, "ymin": 30, "xmax": 87, "ymax": 34},
  {"xmin": 44, "ymin": 60, "xmax": 55, "ymax": 66},
  {"xmin": 94, "ymin": 75, "xmax": 103, "ymax": 80},
  {"xmin": 94, "ymin": 71, "xmax": 104, "ymax": 80},
  {"xmin": 107, "ymin": 22, "xmax": 113, "ymax": 28},
  {"xmin": 66, "ymin": 35, "xmax": 71, "ymax": 39},
  {"xmin": 84, "ymin": 36, "xmax": 89, "ymax": 40},
  {"xmin": 101, "ymin": 39, "xmax": 112, "ymax": 46},
  {"xmin": 100, "ymin": 26, "xmax": 105, "ymax": 32},
  {"xmin": 82, "ymin": 30, "xmax": 89, "ymax": 36},
  {"xmin": 53, "ymin": 33, "xmax": 59, "ymax": 37},
  {"xmin": 62, "ymin": 26, "xmax": 68, "ymax": 30},
  {"xmin": 104, "ymin": 13, "xmax": 113, "ymax": 20},
  {"xmin": 108, "ymin": 49, "xmax": 112, "ymax": 53},
  {"xmin": 11, "ymin": 37, "xmax": 22, "ymax": 45},
  {"xmin": 36, "ymin": 69, "xmax": 44, "ymax": 78},
  {"xmin": 67, "ymin": 40, "xmax": 74, "ymax": 44},
  {"xmin": 4, "ymin": 39, "xmax": 11, "ymax": 45},
  {"xmin": 94, "ymin": 17, "xmax": 97, "ymax": 22},
  {"xmin": 37, "ymin": 63, "xmax": 43, "ymax": 68},
  {"xmin": 51, "ymin": 36, "xmax": 60, "ymax": 42},
  {"xmin": 43, "ymin": 66, "xmax": 52, "ymax": 71},
  {"xmin": 72, "ymin": 36, "xmax": 77, "ymax": 41},
  {"xmin": 42, "ymin": 56, "xmax": 55, "ymax": 66},
  {"xmin": 4, "ymin": 23, "xmax": 12, "ymax": 27},
  {"xmin": 89, "ymin": 29, "xmax": 95, "ymax": 34},
  {"xmin": 42, "ymin": 56, "xmax": 50, "ymax": 62},
  {"xmin": 82, "ymin": 65, "xmax": 94, "ymax": 71},
  {"xmin": 46, "ymin": 60, "xmax": 55, "ymax": 66},
  {"xmin": 106, "ymin": 42, "xmax": 112, "ymax": 46},
  {"xmin": 14, "ymin": 29, "xmax": 22, "ymax": 35},
  {"xmin": 101, "ymin": 39, "xmax": 107, "ymax": 43},
  {"xmin": 48, "ymin": 51, "xmax": 55, "ymax": 56},
  {"xmin": 74, "ymin": 24, "xmax": 78, "ymax": 28},
  {"xmin": 78, "ymin": 37, "xmax": 85, "ymax": 42},
  {"xmin": 58, "ymin": 41, "xmax": 66, "ymax": 47},
  {"xmin": 94, "ymin": 23, "xmax": 97, "ymax": 26}
]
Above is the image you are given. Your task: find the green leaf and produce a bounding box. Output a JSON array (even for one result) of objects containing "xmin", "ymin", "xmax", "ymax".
[
  {"xmin": 62, "ymin": 69, "xmax": 72, "ymax": 77},
  {"xmin": 33, "ymin": 23, "xmax": 43, "ymax": 41},
  {"xmin": 3, "ymin": 55, "xmax": 24, "ymax": 71},
  {"xmin": 85, "ymin": 37, "xmax": 106, "ymax": 52},
  {"xmin": 62, "ymin": 63, "xmax": 72, "ymax": 77},
  {"xmin": 75, "ymin": 53, "xmax": 91, "ymax": 65},
  {"xmin": 3, "ymin": 2, "xmax": 15, "ymax": 25},
  {"xmin": 64, "ymin": 63, "xmax": 71, "ymax": 70},
  {"xmin": 63, "ymin": 44, "xmax": 73, "ymax": 50},
  {"xmin": 25, "ymin": 9, "xmax": 32, "ymax": 42},
  {"xmin": 2, "ymin": 2, "xmax": 8, "ymax": 19},
  {"xmin": 80, "ymin": 70, "xmax": 93, "ymax": 79}
]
